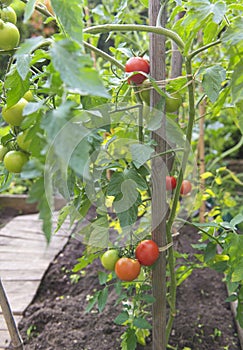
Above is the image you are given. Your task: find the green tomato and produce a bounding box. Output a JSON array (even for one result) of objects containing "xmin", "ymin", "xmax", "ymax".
[
  {"xmin": 2, "ymin": 98, "xmax": 28, "ymax": 126},
  {"xmin": 4, "ymin": 150, "xmax": 28, "ymax": 173},
  {"xmin": 0, "ymin": 19, "xmax": 19, "ymax": 50},
  {"xmin": 101, "ymin": 249, "xmax": 120, "ymax": 271},
  {"xmin": 16, "ymin": 130, "xmax": 31, "ymax": 152},
  {"xmin": 0, "ymin": 6, "xmax": 17, "ymax": 23},
  {"xmin": 0, "ymin": 145, "xmax": 8, "ymax": 161},
  {"xmin": 165, "ymin": 91, "xmax": 182, "ymax": 113}
]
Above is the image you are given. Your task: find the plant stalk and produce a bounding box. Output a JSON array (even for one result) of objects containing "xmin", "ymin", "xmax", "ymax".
[{"xmin": 84, "ymin": 24, "xmax": 185, "ymax": 51}]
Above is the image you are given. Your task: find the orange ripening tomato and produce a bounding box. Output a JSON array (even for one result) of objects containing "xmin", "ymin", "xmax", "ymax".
[{"xmin": 115, "ymin": 257, "xmax": 141, "ymax": 281}]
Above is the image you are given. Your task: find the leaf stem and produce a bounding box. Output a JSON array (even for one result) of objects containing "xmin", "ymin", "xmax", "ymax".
[
  {"xmin": 84, "ymin": 41, "xmax": 125, "ymax": 70},
  {"xmin": 20, "ymin": 0, "xmax": 53, "ymax": 18},
  {"xmin": 188, "ymin": 39, "xmax": 221, "ymax": 60},
  {"xmin": 84, "ymin": 24, "xmax": 185, "ymax": 51}
]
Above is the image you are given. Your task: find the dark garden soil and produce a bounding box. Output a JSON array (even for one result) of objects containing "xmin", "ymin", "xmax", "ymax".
[{"xmin": 4, "ymin": 213, "xmax": 240, "ymax": 350}]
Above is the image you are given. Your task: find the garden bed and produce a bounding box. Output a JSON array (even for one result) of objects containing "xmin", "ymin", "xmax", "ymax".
[{"xmin": 5, "ymin": 222, "xmax": 240, "ymax": 350}]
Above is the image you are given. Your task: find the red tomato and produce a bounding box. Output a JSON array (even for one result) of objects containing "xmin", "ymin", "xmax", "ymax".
[
  {"xmin": 115, "ymin": 257, "xmax": 141, "ymax": 281},
  {"xmin": 166, "ymin": 176, "xmax": 177, "ymax": 191},
  {"xmin": 125, "ymin": 57, "xmax": 150, "ymax": 85},
  {"xmin": 180, "ymin": 180, "xmax": 192, "ymax": 195},
  {"xmin": 135, "ymin": 240, "xmax": 159, "ymax": 266}
]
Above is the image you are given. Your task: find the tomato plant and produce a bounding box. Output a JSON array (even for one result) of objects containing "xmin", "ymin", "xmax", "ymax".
[
  {"xmin": 115, "ymin": 257, "xmax": 141, "ymax": 281},
  {"xmin": 125, "ymin": 57, "xmax": 150, "ymax": 85},
  {"xmin": 180, "ymin": 180, "xmax": 192, "ymax": 195},
  {"xmin": 101, "ymin": 249, "xmax": 119, "ymax": 271},
  {"xmin": 0, "ymin": 0, "xmax": 243, "ymax": 349},
  {"xmin": 135, "ymin": 240, "xmax": 159, "ymax": 266},
  {"xmin": 166, "ymin": 175, "xmax": 177, "ymax": 191},
  {"xmin": 0, "ymin": 19, "xmax": 19, "ymax": 50},
  {"xmin": 3, "ymin": 150, "xmax": 28, "ymax": 173}
]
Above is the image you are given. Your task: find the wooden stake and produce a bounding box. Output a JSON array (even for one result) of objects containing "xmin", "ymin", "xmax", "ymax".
[
  {"xmin": 149, "ymin": 1, "xmax": 167, "ymax": 349},
  {"xmin": 0, "ymin": 279, "xmax": 24, "ymax": 350}
]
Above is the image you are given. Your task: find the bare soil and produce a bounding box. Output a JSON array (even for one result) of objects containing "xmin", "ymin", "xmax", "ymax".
[{"xmin": 4, "ymin": 213, "xmax": 240, "ymax": 350}]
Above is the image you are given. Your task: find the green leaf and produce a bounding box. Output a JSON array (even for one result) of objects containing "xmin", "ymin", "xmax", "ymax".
[
  {"xmin": 230, "ymin": 214, "xmax": 243, "ymax": 228},
  {"xmin": 133, "ymin": 317, "xmax": 152, "ymax": 330},
  {"xmin": 51, "ymin": 0, "xmax": 84, "ymax": 44},
  {"xmin": 21, "ymin": 159, "xmax": 43, "ymax": 179},
  {"xmin": 98, "ymin": 271, "xmax": 108, "ymax": 285},
  {"xmin": 5, "ymin": 66, "xmax": 30, "ymax": 108},
  {"xmin": 139, "ymin": 0, "xmax": 148, "ymax": 7},
  {"xmin": 202, "ymin": 66, "xmax": 226, "ymax": 103},
  {"xmin": 85, "ymin": 293, "xmax": 99, "ymax": 313},
  {"xmin": 50, "ymin": 39, "xmax": 109, "ymax": 97},
  {"xmin": 114, "ymin": 311, "xmax": 130, "ymax": 325},
  {"xmin": 237, "ymin": 301, "xmax": 243, "ymax": 328},
  {"xmin": 72, "ymin": 251, "xmax": 99, "ymax": 272},
  {"xmin": 42, "ymin": 102, "xmax": 91, "ymax": 179},
  {"xmin": 187, "ymin": 0, "xmax": 226, "ymax": 24},
  {"xmin": 107, "ymin": 172, "xmax": 124, "ymax": 196},
  {"xmin": 130, "ymin": 143, "xmax": 154, "ymax": 169},
  {"xmin": 231, "ymin": 258, "xmax": 243, "ymax": 282},
  {"xmin": 97, "ymin": 287, "xmax": 108, "ymax": 312},
  {"xmin": 231, "ymin": 61, "xmax": 243, "ymax": 104},
  {"xmin": 126, "ymin": 169, "xmax": 147, "ymax": 191},
  {"xmin": 142, "ymin": 294, "xmax": 156, "ymax": 304},
  {"xmin": 121, "ymin": 328, "xmax": 137, "ymax": 350},
  {"xmin": 24, "ymin": 0, "xmax": 36, "ymax": 22},
  {"xmin": 204, "ymin": 241, "xmax": 217, "ymax": 262},
  {"xmin": 14, "ymin": 36, "xmax": 47, "ymax": 80},
  {"xmin": 28, "ymin": 178, "xmax": 52, "ymax": 242},
  {"xmin": 222, "ymin": 18, "xmax": 243, "ymax": 47}
]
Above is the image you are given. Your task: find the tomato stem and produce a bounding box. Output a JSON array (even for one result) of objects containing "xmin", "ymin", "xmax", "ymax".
[
  {"xmin": 84, "ymin": 41, "xmax": 125, "ymax": 71},
  {"xmin": 165, "ymin": 57, "xmax": 195, "ymax": 343},
  {"xmin": 84, "ymin": 24, "xmax": 185, "ymax": 52}
]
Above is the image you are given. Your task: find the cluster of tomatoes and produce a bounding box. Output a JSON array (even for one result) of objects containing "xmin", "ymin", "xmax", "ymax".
[
  {"xmin": 166, "ymin": 175, "xmax": 192, "ymax": 195},
  {"xmin": 0, "ymin": 0, "xmax": 20, "ymax": 51},
  {"xmin": 0, "ymin": 91, "xmax": 34, "ymax": 173},
  {"xmin": 125, "ymin": 57, "xmax": 182, "ymax": 113},
  {"xmin": 101, "ymin": 240, "xmax": 160, "ymax": 282}
]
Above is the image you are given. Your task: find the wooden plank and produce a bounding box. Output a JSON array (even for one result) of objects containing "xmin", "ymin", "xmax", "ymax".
[
  {"xmin": 0, "ymin": 212, "xmax": 72, "ymax": 342},
  {"xmin": 0, "ymin": 281, "xmax": 40, "ymax": 314},
  {"xmin": 1, "ymin": 269, "xmax": 43, "ymax": 281},
  {"xmin": 0, "ymin": 314, "xmax": 22, "ymax": 349},
  {"xmin": 0, "ymin": 329, "xmax": 10, "ymax": 348},
  {"xmin": 0, "ymin": 235, "xmax": 69, "ymax": 250}
]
